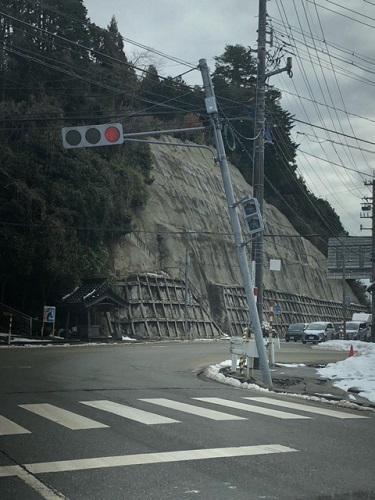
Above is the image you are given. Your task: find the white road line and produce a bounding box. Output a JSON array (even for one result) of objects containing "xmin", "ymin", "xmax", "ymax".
[
  {"xmin": 81, "ymin": 400, "xmax": 180, "ymax": 425},
  {"xmin": 140, "ymin": 398, "xmax": 246, "ymax": 421},
  {"xmin": 19, "ymin": 404, "xmax": 109, "ymax": 430},
  {"xmin": 244, "ymin": 397, "xmax": 369, "ymax": 419},
  {"xmin": 0, "ymin": 444, "xmax": 297, "ymax": 475},
  {"xmin": 13, "ymin": 466, "xmax": 67, "ymax": 499},
  {"xmin": 193, "ymin": 397, "xmax": 311, "ymax": 420},
  {"xmin": 0, "ymin": 465, "xmax": 19, "ymax": 477},
  {"xmin": 0, "ymin": 415, "xmax": 30, "ymax": 435}
]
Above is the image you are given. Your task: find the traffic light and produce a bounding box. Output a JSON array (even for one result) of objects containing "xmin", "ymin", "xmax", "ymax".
[
  {"xmin": 241, "ymin": 197, "xmax": 264, "ymax": 235},
  {"xmin": 62, "ymin": 123, "xmax": 124, "ymax": 149}
]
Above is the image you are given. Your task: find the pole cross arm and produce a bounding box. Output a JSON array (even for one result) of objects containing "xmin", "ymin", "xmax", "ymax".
[{"xmin": 265, "ymin": 64, "xmax": 292, "ymax": 80}]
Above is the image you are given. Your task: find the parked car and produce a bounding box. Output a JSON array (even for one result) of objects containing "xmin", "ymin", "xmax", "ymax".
[
  {"xmin": 345, "ymin": 321, "xmax": 369, "ymax": 341},
  {"xmin": 302, "ymin": 321, "xmax": 335, "ymax": 344},
  {"xmin": 285, "ymin": 323, "xmax": 308, "ymax": 342}
]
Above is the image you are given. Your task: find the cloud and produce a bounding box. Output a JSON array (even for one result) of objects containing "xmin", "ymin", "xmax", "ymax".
[{"xmin": 87, "ymin": 0, "xmax": 375, "ymax": 236}]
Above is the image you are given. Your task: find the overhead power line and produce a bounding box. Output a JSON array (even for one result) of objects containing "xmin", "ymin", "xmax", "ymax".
[{"xmin": 293, "ymin": 118, "xmax": 375, "ymax": 146}]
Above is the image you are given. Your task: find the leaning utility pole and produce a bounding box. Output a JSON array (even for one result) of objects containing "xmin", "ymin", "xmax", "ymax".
[{"xmin": 199, "ymin": 58, "xmax": 273, "ymax": 388}]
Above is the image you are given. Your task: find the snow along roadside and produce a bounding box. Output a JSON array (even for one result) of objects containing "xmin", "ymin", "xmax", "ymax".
[{"xmin": 203, "ymin": 360, "xmax": 374, "ymax": 412}]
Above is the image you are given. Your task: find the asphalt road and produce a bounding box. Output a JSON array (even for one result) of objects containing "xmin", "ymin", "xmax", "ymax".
[{"xmin": 0, "ymin": 340, "xmax": 374, "ymax": 500}]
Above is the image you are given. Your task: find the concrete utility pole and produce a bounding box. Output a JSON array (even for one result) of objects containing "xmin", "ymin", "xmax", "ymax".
[
  {"xmin": 184, "ymin": 251, "xmax": 190, "ymax": 339},
  {"xmin": 253, "ymin": 0, "xmax": 292, "ymax": 322},
  {"xmin": 370, "ymin": 180, "xmax": 375, "ymax": 341},
  {"xmin": 342, "ymin": 246, "xmax": 347, "ymax": 340},
  {"xmin": 363, "ymin": 178, "xmax": 375, "ymax": 341},
  {"xmin": 199, "ymin": 58, "xmax": 273, "ymax": 388},
  {"xmin": 372, "ymin": 180, "xmax": 375, "ymax": 341},
  {"xmin": 253, "ymin": 0, "xmax": 267, "ymax": 323}
]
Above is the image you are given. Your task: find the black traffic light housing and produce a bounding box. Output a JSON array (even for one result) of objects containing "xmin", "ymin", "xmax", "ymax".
[
  {"xmin": 62, "ymin": 123, "xmax": 124, "ymax": 149},
  {"xmin": 241, "ymin": 197, "xmax": 264, "ymax": 235}
]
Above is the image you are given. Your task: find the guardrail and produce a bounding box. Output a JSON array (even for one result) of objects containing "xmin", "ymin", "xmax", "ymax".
[{"xmin": 0, "ymin": 303, "xmax": 33, "ymax": 336}]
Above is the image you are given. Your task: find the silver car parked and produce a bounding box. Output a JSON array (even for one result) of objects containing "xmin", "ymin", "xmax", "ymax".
[{"xmin": 302, "ymin": 321, "xmax": 335, "ymax": 344}]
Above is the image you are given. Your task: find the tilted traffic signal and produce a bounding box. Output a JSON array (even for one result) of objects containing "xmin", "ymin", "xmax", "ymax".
[
  {"xmin": 241, "ymin": 197, "xmax": 264, "ymax": 235},
  {"xmin": 62, "ymin": 123, "xmax": 124, "ymax": 149}
]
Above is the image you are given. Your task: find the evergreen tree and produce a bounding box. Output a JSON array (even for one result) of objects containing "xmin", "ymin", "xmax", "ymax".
[
  {"xmin": 89, "ymin": 16, "xmax": 137, "ymax": 112},
  {"xmin": 0, "ymin": 7, "xmax": 350, "ymax": 315},
  {"xmin": 0, "ymin": 1, "xmax": 152, "ymax": 314},
  {"xmin": 212, "ymin": 44, "xmax": 345, "ymax": 252}
]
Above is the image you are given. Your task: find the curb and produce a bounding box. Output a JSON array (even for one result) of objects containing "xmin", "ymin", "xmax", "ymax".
[{"xmin": 202, "ymin": 363, "xmax": 375, "ymax": 411}]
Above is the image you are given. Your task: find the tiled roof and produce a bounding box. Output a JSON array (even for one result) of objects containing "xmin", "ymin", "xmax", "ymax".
[{"xmin": 60, "ymin": 278, "xmax": 126, "ymax": 307}]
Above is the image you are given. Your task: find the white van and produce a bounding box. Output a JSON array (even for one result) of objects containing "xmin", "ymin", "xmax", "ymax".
[{"xmin": 352, "ymin": 313, "xmax": 372, "ymax": 323}]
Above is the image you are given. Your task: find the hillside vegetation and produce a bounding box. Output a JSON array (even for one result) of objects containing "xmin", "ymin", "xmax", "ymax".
[{"xmin": 0, "ymin": 1, "xmax": 356, "ymax": 314}]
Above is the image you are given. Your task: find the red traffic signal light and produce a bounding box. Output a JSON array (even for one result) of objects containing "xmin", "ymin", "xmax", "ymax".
[{"xmin": 62, "ymin": 123, "xmax": 124, "ymax": 149}]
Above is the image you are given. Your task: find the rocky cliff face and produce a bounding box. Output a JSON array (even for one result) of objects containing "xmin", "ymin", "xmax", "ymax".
[{"xmin": 112, "ymin": 136, "xmax": 355, "ymax": 309}]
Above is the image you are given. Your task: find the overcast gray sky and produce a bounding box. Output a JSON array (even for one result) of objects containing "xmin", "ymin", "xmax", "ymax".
[{"xmin": 86, "ymin": 0, "xmax": 375, "ymax": 237}]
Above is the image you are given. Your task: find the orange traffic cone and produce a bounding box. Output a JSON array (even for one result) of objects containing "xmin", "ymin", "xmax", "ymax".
[{"xmin": 349, "ymin": 344, "xmax": 354, "ymax": 357}]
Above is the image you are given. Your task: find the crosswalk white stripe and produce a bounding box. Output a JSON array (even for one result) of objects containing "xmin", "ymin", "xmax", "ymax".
[
  {"xmin": 0, "ymin": 415, "xmax": 30, "ymax": 435},
  {"xmin": 193, "ymin": 397, "xmax": 311, "ymax": 420},
  {"xmin": 244, "ymin": 397, "xmax": 369, "ymax": 419},
  {"xmin": 80, "ymin": 400, "xmax": 180, "ymax": 425},
  {"xmin": 19, "ymin": 404, "xmax": 109, "ymax": 430},
  {"xmin": 140, "ymin": 398, "xmax": 246, "ymax": 421},
  {"xmin": 10, "ymin": 444, "xmax": 296, "ymax": 475}
]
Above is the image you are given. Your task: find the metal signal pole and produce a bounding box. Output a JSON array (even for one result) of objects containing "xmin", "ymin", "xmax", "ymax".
[{"xmin": 199, "ymin": 58, "xmax": 272, "ymax": 388}]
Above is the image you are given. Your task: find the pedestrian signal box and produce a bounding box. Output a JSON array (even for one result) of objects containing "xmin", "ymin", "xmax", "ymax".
[
  {"xmin": 62, "ymin": 123, "xmax": 124, "ymax": 149},
  {"xmin": 241, "ymin": 197, "xmax": 264, "ymax": 235}
]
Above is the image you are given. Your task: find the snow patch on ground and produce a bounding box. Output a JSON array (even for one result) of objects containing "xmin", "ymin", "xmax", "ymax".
[
  {"xmin": 204, "ymin": 361, "xmax": 269, "ymax": 393},
  {"xmin": 316, "ymin": 341, "xmax": 375, "ymax": 404},
  {"xmin": 204, "ymin": 343, "xmax": 375, "ymax": 408},
  {"xmin": 275, "ymin": 363, "xmax": 307, "ymax": 368}
]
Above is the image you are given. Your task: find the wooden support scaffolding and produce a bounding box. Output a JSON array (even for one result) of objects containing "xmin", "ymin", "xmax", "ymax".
[
  {"xmin": 115, "ymin": 274, "xmax": 367, "ymax": 339},
  {"xmin": 118, "ymin": 274, "xmax": 224, "ymax": 339}
]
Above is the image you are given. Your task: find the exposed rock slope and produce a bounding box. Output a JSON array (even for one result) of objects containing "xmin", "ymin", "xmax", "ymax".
[{"xmin": 113, "ymin": 136, "xmax": 355, "ymax": 307}]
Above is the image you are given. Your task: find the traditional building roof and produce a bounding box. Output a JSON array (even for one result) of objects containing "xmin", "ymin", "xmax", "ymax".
[{"xmin": 60, "ymin": 278, "xmax": 127, "ymax": 309}]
